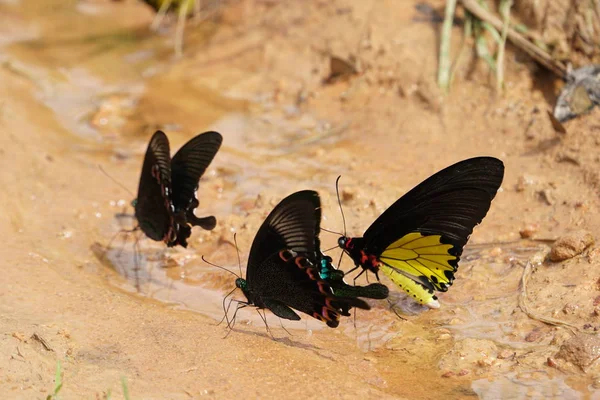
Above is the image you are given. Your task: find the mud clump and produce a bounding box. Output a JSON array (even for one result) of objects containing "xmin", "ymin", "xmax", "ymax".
[
  {"xmin": 555, "ymin": 333, "xmax": 600, "ymax": 372},
  {"xmin": 549, "ymin": 230, "xmax": 595, "ymax": 262}
]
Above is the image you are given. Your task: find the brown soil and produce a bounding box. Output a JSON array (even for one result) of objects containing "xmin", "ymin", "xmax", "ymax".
[{"xmin": 3, "ymin": 0, "xmax": 600, "ymax": 399}]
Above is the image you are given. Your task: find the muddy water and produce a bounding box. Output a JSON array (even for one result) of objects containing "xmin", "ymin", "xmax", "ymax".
[{"xmin": 4, "ymin": 0, "xmax": 600, "ymax": 399}]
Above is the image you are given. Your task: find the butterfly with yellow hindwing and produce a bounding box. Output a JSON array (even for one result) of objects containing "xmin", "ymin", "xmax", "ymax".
[{"xmin": 337, "ymin": 157, "xmax": 504, "ymax": 309}]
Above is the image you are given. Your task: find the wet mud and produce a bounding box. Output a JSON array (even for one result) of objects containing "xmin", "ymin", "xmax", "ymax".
[{"xmin": 3, "ymin": 0, "xmax": 600, "ymax": 399}]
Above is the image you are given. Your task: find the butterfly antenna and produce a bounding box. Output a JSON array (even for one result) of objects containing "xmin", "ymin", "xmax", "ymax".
[
  {"xmin": 233, "ymin": 233, "xmax": 243, "ymax": 278},
  {"xmin": 201, "ymin": 256, "xmax": 240, "ymax": 278},
  {"xmin": 335, "ymin": 175, "xmax": 347, "ymax": 237},
  {"xmin": 321, "ymin": 227, "xmax": 343, "ymax": 236},
  {"xmin": 321, "ymin": 245, "xmax": 338, "ymax": 253},
  {"xmin": 97, "ymin": 165, "xmax": 135, "ymax": 198}
]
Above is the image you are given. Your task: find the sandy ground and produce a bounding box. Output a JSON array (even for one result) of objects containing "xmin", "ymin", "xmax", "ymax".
[{"xmin": 3, "ymin": 0, "xmax": 600, "ymax": 398}]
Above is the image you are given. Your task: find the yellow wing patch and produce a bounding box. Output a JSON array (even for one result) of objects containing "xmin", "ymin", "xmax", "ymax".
[{"xmin": 379, "ymin": 232, "xmax": 458, "ymax": 294}]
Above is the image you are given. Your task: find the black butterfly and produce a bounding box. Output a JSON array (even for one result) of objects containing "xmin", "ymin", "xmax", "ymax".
[
  {"xmin": 134, "ymin": 130, "xmax": 222, "ymax": 248},
  {"xmin": 337, "ymin": 157, "xmax": 504, "ymax": 308},
  {"xmin": 233, "ymin": 190, "xmax": 387, "ymax": 328}
]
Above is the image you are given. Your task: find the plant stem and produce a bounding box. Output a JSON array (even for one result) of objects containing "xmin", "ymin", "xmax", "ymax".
[{"xmin": 438, "ymin": 0, "xmax": 458, "ymax": 91}]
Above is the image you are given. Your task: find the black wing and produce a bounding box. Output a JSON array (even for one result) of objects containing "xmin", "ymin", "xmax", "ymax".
[
  {"xmin": 170, "ymin": 131, "xmax": 223, "ymax": 213},
  {"xmin": 246, "ymin": 190, "xmax": 321, "ymax": 284},
  {"xmin": 134, "ymin": 131, "xmax": 173, "ymax": 242},
  {"xmin": 363, "ymin": 157, "xmax": 504, "ymax": 256}
]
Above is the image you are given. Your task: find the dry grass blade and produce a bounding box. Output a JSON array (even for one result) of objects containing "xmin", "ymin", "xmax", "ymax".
[
  {"xmin": 438, "ymin": 0, "xmax": 458, "ymax": 91},
  {"xmin": 461, "ymin": 0, "xmax": 566, "ymax": 77},
  {"xmin": 495, "ymin": 0, "xmax": 512, "ymax": 92}
]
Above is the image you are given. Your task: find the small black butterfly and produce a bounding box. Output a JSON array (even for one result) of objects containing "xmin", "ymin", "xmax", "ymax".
[
  {"xmin": 232, "ymin": 190, "xmax": 387, "ymax": 328},
  {"xmin": 133, "ymin": 130, "xmax": 222, "ymax": 248}
]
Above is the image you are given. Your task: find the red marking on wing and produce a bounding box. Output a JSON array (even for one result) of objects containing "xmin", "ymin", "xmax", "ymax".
[
  {"xmin": 294, "ymin": 256, "xmax": 310, "ymax": 269},
  {"xmin": 279, "ymin": 250, "xmax": 295, "ymax": 262},
  {"xmin": 317, "ymin": 281, "xmax": 332, "ymax": 295}
]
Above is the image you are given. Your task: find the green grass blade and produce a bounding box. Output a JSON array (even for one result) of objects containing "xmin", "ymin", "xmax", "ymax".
[
  {"xmin": 481, "ymin": 22, "xmax": 502, "ymax": 44},
  {"xmin": 121, "ymin": 377, "xmax": 130, "ymax": 400}
]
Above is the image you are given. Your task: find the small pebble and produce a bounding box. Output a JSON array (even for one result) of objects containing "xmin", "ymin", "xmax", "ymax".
[
  {"xmin": 525, "ymin": 328, "xmax": 544, "ymax": 342},
  {"xmin": 519, "ymin": 224, "xmax": 539, "ymax": 239},
  {"xmin": 550, "ymin": 230, "xmax": 595, "ymax": 262},
  {"xmin": 497, "ymin": 349, "xmax": 515, "ymax": 359},
  {"xmin": 562, "ymin": 303, "xmax": 578, "ymax": 314}
]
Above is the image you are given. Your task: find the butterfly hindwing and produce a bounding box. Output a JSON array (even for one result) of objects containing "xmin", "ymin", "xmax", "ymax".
[
  {"xmin": 134, "ymin": 130, "xmax": 174, "ymax": 242},
  {"xmin": 170, "ymin": 131, "xmax": 223, "ymax": 213}
]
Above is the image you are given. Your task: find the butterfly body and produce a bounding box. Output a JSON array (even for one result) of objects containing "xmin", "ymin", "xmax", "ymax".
[
  {"xmin": 337, "ymin": 157, "xmax": 505, "ymax": 308},
  {"xmin": 134, "ymin": 130, "xmax": 222, "ymax": 248}
]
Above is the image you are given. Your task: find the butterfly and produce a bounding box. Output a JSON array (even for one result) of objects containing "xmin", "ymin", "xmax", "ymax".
[
  {"xmin": 133, "ymin": 130, "xmax": 222, "ymax": 248},
  {"xmin": 337, "ymin": 157, "xmax": 504, "ymax": 308},
  {"xmin": 233, "ymin": 190, "xmax": 387, "ymax": 329}
]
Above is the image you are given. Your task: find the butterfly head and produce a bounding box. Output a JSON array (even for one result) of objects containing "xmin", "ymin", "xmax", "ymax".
[
  {"xmin": 338, "ymin": 236, "xmax": 352, "ymax": 250},
  {"xmin": 235, "ymin": 278, "xmax": 247, "ymax": 290}
]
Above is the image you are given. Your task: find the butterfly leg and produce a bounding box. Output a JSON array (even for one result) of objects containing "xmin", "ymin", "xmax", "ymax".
[
  {"xmin": 256, "ymin": 308, "xmax": 274, "ymax": 339},
  {"xmin": 218, "ymin": 287, "xmax": 237, "ymax": 327},
  {"xmin": 224, "ymin": 302, "xmax": 246, "ymax": 338},
  {"xmin": 103, "ymin": 227, "xmax": 138, "ymax": 261},
  {"xmin": 387, "ymin": 298, "xmax": 407, "ymax": 321},
  {"xmin": 351, "ymin": 268, "xmax": 366, "ymax": 286},
  {"xmin": 278, "ymin": 318, "xmax": 292, "ymax": 336},
  {"xmin": 133, "ymin": 231, "xmax": 143, "ymax": 292}
]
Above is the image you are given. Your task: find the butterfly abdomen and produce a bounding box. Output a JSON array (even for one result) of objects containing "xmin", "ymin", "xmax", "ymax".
[{"xmin": 380, "ymin": 263, "xmax": 441, "ymax": 308}]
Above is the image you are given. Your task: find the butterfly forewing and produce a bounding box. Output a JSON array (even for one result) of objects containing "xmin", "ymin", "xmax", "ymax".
[
  {"xmin": 364, "ymin": 157, "xmax": 504, "ymax": 255},
  {"xmin": 246, "ymin": 190, "xmax": 321, "ymax": 284},
  {"xmin": 135, "ymin": 130, "xmax": 174, "ymax": 241},
  {"xmin": 170, "ymin": 131, "xmax": 223, "ymax": 213}
]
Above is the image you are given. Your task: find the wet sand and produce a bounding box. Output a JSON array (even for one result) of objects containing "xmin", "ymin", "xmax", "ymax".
[{"xmin": 3, "ymin": 0, "xmax": 600, "ymax": 398}]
